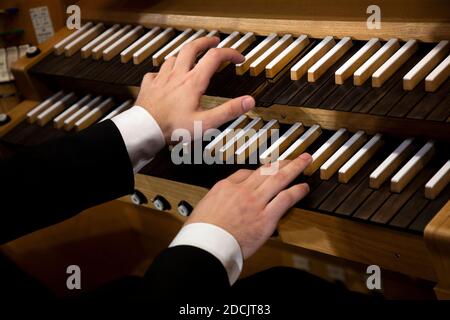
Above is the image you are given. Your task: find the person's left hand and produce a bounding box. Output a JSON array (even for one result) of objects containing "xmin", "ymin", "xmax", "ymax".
[{"xmin": 135, "ymin": 36, "xmax": 256, "ymax": 144}]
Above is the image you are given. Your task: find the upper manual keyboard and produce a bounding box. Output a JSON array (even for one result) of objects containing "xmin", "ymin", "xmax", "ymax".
[{"xmin": 29, "ymin": 22, "xmax": 450, "ymax": 122}]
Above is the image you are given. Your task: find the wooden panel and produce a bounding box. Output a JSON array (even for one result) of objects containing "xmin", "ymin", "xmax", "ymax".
[
  {"xmin": 0, "ymin": 100, "xmax": 39, "ymax": 137},
  {"xmin": 1, "ymin": 200, "xmax": 182, "ymax": 296},
  {"xmin": 424, "ymin": 201, "xmax": 450, "ymax": 299},
  {"xmin": 80, "ymin": 0, "xmax": 450, "ymax": 42},
  {"xmin": 121, "ymin": 174, "xmax": 437, "ymax": 282},
  {"xmin": 11, "ymin": 28, "xmax": 73, "ymax": 100}
]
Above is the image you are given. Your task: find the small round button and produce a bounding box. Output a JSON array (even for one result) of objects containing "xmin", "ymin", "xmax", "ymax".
[
  {"xmin": 152, "ymin": 195, "xmax": 170, "ymax": 211},
  {"xmin": 130, "ymin": 190, "xmax": 147, "ymax": 205},
  {"xmin": 26, "ymin": 46, "xmax": 41, "ymax": 58},
  {"xmin": 177, "ymin": 201, "xmax": 193, "ymax": 217},
  {"xmin": 0, "ymin": 113, "xmax": 10, "ymax": 126}
]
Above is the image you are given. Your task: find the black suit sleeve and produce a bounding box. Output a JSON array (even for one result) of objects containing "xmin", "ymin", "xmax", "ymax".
[
  {"xmin": 0, "ymin": 120, "xmax": 134, "ymax": 245},
  {"xmin": 140, "ymin": 246, "xmax": 230, "ymax": 300}
]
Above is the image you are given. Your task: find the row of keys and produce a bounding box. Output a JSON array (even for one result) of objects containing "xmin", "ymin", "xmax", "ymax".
[
  {"xmin": 204, "ymin": 115, "xmax": 449, "ymax": 199},
  {"xmin": 53, "ymin": 22, "xmax": 450, "ymax": 92},
  {"xmin": 25, "ymin": 90, "xmax": 132, "ymax": 131}
]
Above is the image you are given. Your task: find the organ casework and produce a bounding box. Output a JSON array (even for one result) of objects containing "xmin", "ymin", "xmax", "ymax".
[{"xmin": 1, "ymin": 1, "xmax": 449, "ymax": 300}]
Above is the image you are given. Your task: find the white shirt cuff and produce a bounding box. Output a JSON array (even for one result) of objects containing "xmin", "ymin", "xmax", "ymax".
[
  {"xmin": 169, "ymin": 223, "xmax": 243, "ymax": 285},
  {"xmin": 111, "ymin": 106, "xmax": 165, "ymax": 173}
]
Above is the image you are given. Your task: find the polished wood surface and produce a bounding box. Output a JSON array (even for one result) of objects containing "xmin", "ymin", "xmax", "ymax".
[
  {"xmin": 0, "ymin": 100, "xmax": 39, "ymax": 137},
  {"xmin": 425, "ymin": 201, "xmax": 450, "ymax": 299},
  {"xmin": 3, "ymin": 0, "xmax": 449, "ymax": 299},
  {"xmin": 120, "ymin": 174, "xmax": 438, "ymax": 282},
  {"xmin": 79, "ymin": 0, "xmax": 450, "ymax": 42}
]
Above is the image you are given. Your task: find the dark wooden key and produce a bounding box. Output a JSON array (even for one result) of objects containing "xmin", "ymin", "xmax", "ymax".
[
  {"xmin": 256, "ymin": 40, "xmax": 318, "ymax": 105},
  {"xmin": 406, "ymin": 79, "xmax": 449, "ymax": 119},
  {"xmin": 334, "ymin": 178, "xmax": 373, "ymax": 216},
  {"xmin": 352, "ymin": 183, "xmax": 391, "ymax": 220},
  {"xmin": 409, "ymin": 185, "xmax": 450, "ymax": 232},
  {"xmin": 110, "ymin": 61, "xmax": 138, "ymax": 84},
  {"xmin": 334, "ymin": 81, "xmax": 372, "ymax": 111},
  {"xmin": 34, "ymin": 54, "xmax": 71, "ymax": 75},
  {"xmin": 205, "ymin": 64, "xmax": 235, "ymax": 97},
  {"xmin": 319, "ymin": 160, "xmax": 378, "ymax": 212},
  {"xmin": 304, "ymin": 43, "xmax": 364, "ymax": 108},
  {"xmin": 387, "ymin": 87, "xmax": 427, "ymax": 118},
  {"xmin": 256, "ymin": 71, "xmax": 294, "ymax": 105},
  {"xmin": 232, "ymin": 72, "xmax": 267, "ymax": 98},
  {"xmin": 63, "ymin": 54, "xmax": 99, "ymax": 79},
  {"xmin": 53, "ymin": 54, "xmax": 85, "ymax": 77},
  {"xmin": 370, "ymin": 168, "xmax": 433, "ymax": 224},
  {"xmin": 75, "ymin": 58, "xmax": 111, "ymax": 80},
  {"xmin": 389, "ymin": 189, "xmax": 429, "ymax": 228},
  {"xmin": 118, "ymin": 59, "xmax": 157, "ymax": 86},
  {"xmin": 352, "ymin": 49, "xmax": 424, "ymax": 114},
  {"xmin": 369, "ymin": 45, "xmax": 429, "ymax": 116},
  {"xmin": 290, "ymin": 46, "xmax": 360, "ymax": 107},
  {"xmin": 320, "ymin": 77, "xmax": 354, "ymax": 109},
  {"xmin": 426, "ymin": 94, "xmax": 450, "ymax": 121},
  {"xmin": 95, "ymin": 56, "xmax": 131, "ymax": 83},
  {"xmin": 275, "ymin": 78, "xmax": 309, "ymax": 105},
  {"xmin": 302, "ymin": 177, "xmax": 339, "ymax": 209}
]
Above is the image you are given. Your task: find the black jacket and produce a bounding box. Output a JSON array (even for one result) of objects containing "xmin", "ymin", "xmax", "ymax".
[{"xmin": 0, "ymin": 120, "xmax": 229, "ymax": 300}]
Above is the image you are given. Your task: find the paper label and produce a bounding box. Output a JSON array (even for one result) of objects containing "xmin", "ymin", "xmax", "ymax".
[
  {"xmin": 0, "ymin": 48, "xmax": 10, "ymax": 82},
  {"xmin": 30, "ymin": 6, "xmax": 55, "ymax": 44}
]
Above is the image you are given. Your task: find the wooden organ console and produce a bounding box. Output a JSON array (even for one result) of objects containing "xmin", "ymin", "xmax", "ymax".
[{"xmin": 0, "ymin": 0, "xmax": 449, "ymax": 298}]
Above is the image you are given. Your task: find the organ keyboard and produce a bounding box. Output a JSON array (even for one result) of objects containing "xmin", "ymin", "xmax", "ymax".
[{"xmin": 1, "ymin": 0, "xmax": 449, "ymax": 299}]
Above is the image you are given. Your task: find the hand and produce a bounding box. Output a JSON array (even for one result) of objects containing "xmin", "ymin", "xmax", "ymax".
[
  {"xmin": 135, "ymin": 36, "xmax": 256, "ymax": 144},
  {"xmin": 185, "ymin": 153, "xmax": 313, "ymax": 259}
]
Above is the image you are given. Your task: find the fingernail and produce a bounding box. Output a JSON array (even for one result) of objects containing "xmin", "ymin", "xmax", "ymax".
[
  {"xmin": 303, "ymin": 183, "xmax": 310, "ymax": 193},
  {"xmin": 299, "ymin": 153, "xmax": 312, "ymax": 161},
  {"xmin": 242, "ymin": 97, "xmax": 255, "ymax": 111}
]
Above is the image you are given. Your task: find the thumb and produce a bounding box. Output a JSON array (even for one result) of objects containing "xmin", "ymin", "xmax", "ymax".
[{"xmin": 199, "ymin": 95, "xmax": 255, "ymax": 130}]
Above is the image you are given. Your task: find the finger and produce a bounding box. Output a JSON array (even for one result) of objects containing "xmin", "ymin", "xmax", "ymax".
[
  {"xmin": 142, "ymin": 72, "xmax": 157, "ymax": 83},
  {"xmin": 193, "ymin": 48, "xmax": 245, "ymax": 89},
  {"xmin": 227, "ymin": 169, "xmax": 253, "ymax": 184},
  {"xmin": 157, "ymin": 56, "xmax": 176, "ymax": 80},
  {"xmin": 243, "ymin": 160, "xmax": 291, "ymax": 189},
  {"xmin": 257, "ymin": 153, "xmax": 312, "ymax": 203},
  {"xmin": 174, "ymin": 37, "xmax": 220, "ymax": 73},
  {"xmin": 198, "ymin": 95, "xmax": 255, "ymax": 130},
  {"xmin": 263, "ymin": 183, "xmax": 310, "ymax": 221}
]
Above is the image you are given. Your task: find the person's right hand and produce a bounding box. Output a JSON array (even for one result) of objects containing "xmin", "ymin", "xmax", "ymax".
[{"xmin": 185, "ymin": 153, "xmax": 313, "ymax": 259}]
